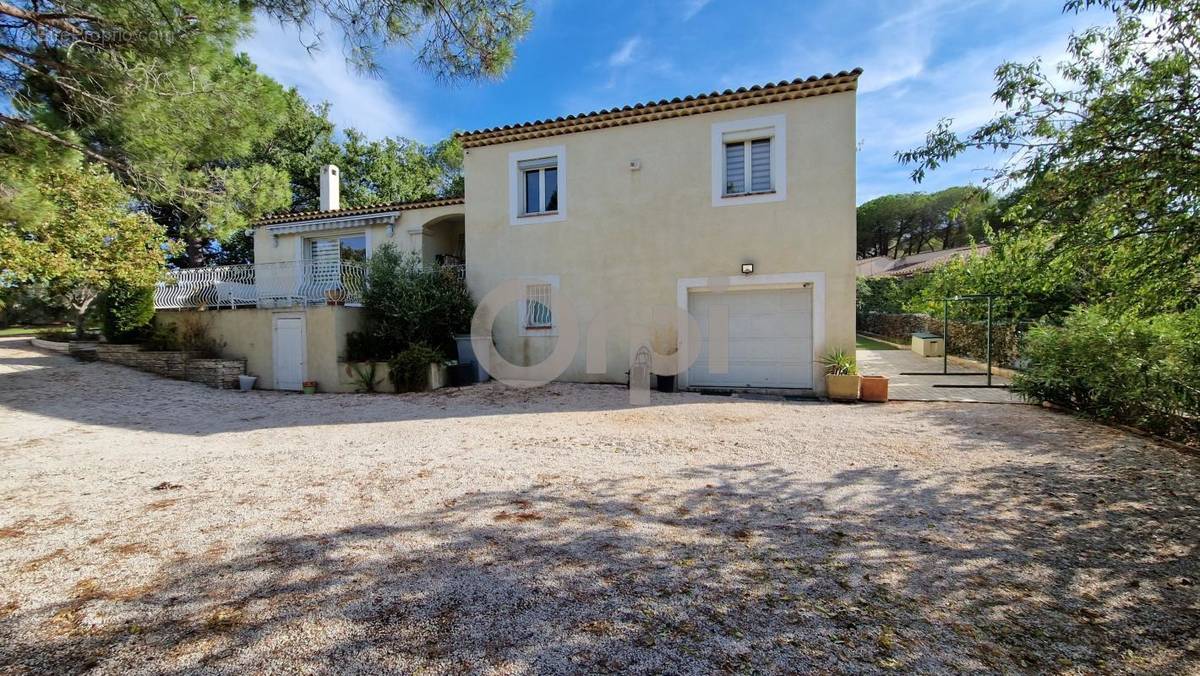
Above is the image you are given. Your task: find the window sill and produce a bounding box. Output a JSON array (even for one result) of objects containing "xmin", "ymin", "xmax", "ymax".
[
  {"xmin": 722, "ymin": 190, "xmax": 775, "ymax": 199},
  {"xmin": 518, "ymin": 211, "xmax": 559, "ymax": 219},
  {"xmin": 524, "ymin": 325, "xmax": 554, "ymax": 331}
]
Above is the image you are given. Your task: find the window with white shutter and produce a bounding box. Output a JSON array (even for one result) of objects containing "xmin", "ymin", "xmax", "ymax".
[
  {"xmin": 722, "ymin": 136, "xmax": 772, "ymax": 196},
  {"xmin": 711, "ymin": 115, "xmax": 786, "ymax": 207}
]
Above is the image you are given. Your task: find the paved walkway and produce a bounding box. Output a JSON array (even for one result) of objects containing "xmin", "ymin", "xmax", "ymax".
[{"xmin": 856, "ymin": 346, "xmax": 1026, "ymax": 404}]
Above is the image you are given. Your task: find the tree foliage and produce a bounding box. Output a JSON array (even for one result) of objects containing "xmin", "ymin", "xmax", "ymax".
[
  {"xmin": 1014, "ymin": 307, "xmax": 1200, "ymax": 443},
  {"xmin": 1, "ymin": 0, "xmax": 524, "ymax": 264},
  {"xmin": 899, "ymin": 0, "xmax": 1200, "ymax": 315},
  {"xmin": 0, "ymin": 0, "xmax": 531, "ymax": 171},
  {"xmin": 101, "ymin": 281, "xmax": 155, "ymax": 343},
  {"xmin": 857, "ymin": 186, "xmax": 997, "ymax": 259},
  {"xmin": 352, "ymin": 243, "xmax": 473, "ymax": 360},
  {"xmin": 0, "ymin": 160, "xmax": 170, "ymax": 335}
]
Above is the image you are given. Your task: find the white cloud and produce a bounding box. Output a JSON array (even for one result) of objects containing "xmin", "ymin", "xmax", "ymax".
[
  {"xmin": 607, "ymin": 36, "xmax": 642, "ymax": 68},
  {"xmin": 681, "ymin": 0, "xmax": 712, "ymax": 21},
  {"xmin": 239, "ymin": 16, "xmax": 429, "ymax": 141}
]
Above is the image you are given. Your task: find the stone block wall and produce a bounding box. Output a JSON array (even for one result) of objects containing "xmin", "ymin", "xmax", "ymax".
[{"xmin": 94, "ymin": 344, "xmax": 245, "ymax": 389}]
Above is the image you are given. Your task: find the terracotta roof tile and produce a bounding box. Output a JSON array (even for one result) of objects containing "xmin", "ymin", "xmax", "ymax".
[
  {"xmin": 254, "ymin": 196, "xmax": 465, "ymax": 227},
  {"xmin": 457, "ymin": 68, "xmax": 862, "ymax": 148}
]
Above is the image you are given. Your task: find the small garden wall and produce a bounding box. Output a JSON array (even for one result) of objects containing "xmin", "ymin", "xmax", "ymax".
[
  {"xmin": 858, "ymin": 311, "xmax": 1023, "ymax": 367},
  {"xmin": 95, "ymin": 344, "xmax": 245, "ymax": 389}
]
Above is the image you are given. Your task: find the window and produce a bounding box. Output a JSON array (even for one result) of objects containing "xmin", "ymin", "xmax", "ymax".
[
  {"xmin": 516, "ymin": 276, "xmax": 559, "ymax": 336},
  {"xmin": 509, "ymin": 146, "xmax": 566, "ymax": 225},
  {"xmin": 519, "ymin": 157, "xmax": 559, "ymax": 215},
  {"xmin": 308, "ymin": 234, "xmax": 366, "ymax": 264},
  {"xmin": 711, "ymin": 115, "xmax": 786, "ymax": 207},
  {"xmin": 307, "ymin": 233, "xmax": 367, "ymax": 300},
  {"xmin": 524, "ymin": 283, "xmax": 552, "ymax": 328},
  {"xmin": 724, "ymin": 137, "xmax": 772, "ymax": 196}
]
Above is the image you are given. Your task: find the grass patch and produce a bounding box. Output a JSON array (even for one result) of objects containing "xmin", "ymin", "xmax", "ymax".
[
  {"xmin": 0, "ymin": 326, "xmax": 53, "ymax": 337},
  {"xmin": 856, "ymin": 334, "xmax": 898, "ymax": 350}
]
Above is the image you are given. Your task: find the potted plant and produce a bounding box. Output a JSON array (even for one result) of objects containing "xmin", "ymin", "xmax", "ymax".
[
  {"xmin": 302, "ymin": 380, "xmax": 318, "ymax": 394},
  {"xmin": 860, "ymin": 375, "xmax": 889, "ymax": 402},
  {"xmin": 324, "ymin": 288, "xmax": 348, "ymax": 306},
  {"xmin": 820, "ymin": 349, "xmax": 860, "ymax": 402}
]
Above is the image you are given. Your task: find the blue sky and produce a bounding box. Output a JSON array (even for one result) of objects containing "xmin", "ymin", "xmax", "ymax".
[{"xmin": 241, "ymin": 0, "xmax": 1092, "ymax": 204}]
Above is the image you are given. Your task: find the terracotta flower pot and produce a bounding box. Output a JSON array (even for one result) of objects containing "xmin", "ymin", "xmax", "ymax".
[
  {"xmin": 860, "ymin": 375, "xmax": 889, "ymax": 402},
  {"xmin": 825, "ymin": 374, "xmax": 861, "ymax": 402}
]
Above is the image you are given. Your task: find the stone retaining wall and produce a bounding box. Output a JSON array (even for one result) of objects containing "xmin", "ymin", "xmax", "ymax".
[
  {"xmin": 94, "ymin": 344, "xmax": 245, "ymax": 389},
  {"xmin": 30, "ymin": 338, "xmax": 69, "ymax": 352}
]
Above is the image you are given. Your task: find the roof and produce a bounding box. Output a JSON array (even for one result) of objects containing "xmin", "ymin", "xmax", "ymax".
[
  {"xmin": 254, "ymin": 196, "xmax": 465, "ymax": 227},
  {"xmin": 857, "ymin": 245, "xmax": 992, "ymax": 278},
  {"xmin": 456, "ymin": 68, "xmax": 863, "ymax": 149}
]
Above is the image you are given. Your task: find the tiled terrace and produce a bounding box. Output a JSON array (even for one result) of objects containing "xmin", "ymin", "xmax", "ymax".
[{"xmin": 856, "ymin": 345, "xmax": 1025, "ymax": 404}]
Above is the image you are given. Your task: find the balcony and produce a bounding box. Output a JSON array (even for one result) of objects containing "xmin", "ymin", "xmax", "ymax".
[
  {"xmin": 154, "ymin": 261, "xmax": 466, "ymax": 310},
  {"xmin": 154, "ymin": 261, "xmax": 366, "ymax": 310}
]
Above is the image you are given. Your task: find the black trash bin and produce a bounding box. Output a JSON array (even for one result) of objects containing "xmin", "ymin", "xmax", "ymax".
[{"xmin": 447, "ymin": 362, "xmax": 477, "ymax": 387}]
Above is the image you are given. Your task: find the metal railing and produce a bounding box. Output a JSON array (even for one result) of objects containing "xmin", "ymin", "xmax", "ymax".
[{"xmin": 154, "ymin": 261, "xmax": 368, "ymax": 309}]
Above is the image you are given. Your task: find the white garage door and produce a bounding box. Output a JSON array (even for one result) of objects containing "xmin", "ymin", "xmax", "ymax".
[{"xmin": 688, "ymin": 287, "xmax": 813, "ymax": 389}]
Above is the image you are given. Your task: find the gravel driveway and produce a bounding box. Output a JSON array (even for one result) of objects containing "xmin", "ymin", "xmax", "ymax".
[{"xmin": 1, "ymin": 337, "xmax": 1197, "ymax": 674}]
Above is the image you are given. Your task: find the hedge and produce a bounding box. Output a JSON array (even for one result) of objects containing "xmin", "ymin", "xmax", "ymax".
[
  {"xmin": 857, "ymin": 311, "xmax": 1022, "ymax": 367},
  {"xmin": 1012, "ymin": 307, "xmax": 1200, "ymax": 445}
]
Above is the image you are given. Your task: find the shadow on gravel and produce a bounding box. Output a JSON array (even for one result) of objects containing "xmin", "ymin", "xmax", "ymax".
[
  {"xmin": 0, "ymin": 342, "xmax": 716, "ymax": 436},
  {"xmin": 2, "ymin": 458, "xmax": 1197, "ymax": 673}
]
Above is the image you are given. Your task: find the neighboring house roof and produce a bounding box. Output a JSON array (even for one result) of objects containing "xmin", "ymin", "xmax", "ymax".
[
  {"xmin": 857, "ymin": 244, "xmax": 991, "ymax": 278},
  {"xmin": 254, "ymin": 196, "xmax": 465, "ymax": 227},
  {"xmin": 456, "ymin": 68, "xmax": 863, "ymax": 149}
]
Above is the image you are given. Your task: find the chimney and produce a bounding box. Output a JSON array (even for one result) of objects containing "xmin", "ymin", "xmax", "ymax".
[{"xmin": 319, "ymin": 165, "xmax": 340, "ymax": 211}]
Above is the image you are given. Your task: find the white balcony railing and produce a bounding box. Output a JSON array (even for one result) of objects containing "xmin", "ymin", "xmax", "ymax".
[{"xmin": 154, "ymin": 261, "xmax": 367, "ymax": 309}]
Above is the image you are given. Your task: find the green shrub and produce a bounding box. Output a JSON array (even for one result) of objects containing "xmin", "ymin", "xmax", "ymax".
[
  {"xmin": 141, "ymin": 320, "xmax": 180, "ymax": 351},
  {"xmin": 175, "ymin": 314, "xmax": 223, "ymax": 357},
  {"xmin": 101, "ymin": 282, "xmax": 155, "ymax": 343},
  {"xmin": 1013, "ymin": 307, "xmax": 1200, "ymax": 443},
  {"xmin": 35, "ymin": 328, "xmax": 93, "ymax": 342},
  {"xmin": 388, "ymin": 343, "xmax": 444, "ymax": 393},
  {"xmin": 345, "ymin": 330, "xmax": 389, "ymax": 362},
  {"xmin": 820, "ymin": 349, "xmax": 858, "ymax": 375},
  {"xmin": 348, "ymin": 362, "xmax": 379, "ymax": 393},
  {"xmin": 362, "ymin": 244, "xmax": 474, "ymax": 359},
  {"xmin": 857, "ymin": 276, "xmax": 913, "ymax": 315}
]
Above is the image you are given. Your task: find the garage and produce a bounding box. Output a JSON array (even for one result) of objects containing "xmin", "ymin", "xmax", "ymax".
[{"xmin": 687, "ymin": 286, "xmax": 814, "ymax": 389}]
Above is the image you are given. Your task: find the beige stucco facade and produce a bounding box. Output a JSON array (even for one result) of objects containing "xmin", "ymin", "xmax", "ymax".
[
  {"xmin": 230, "ymin": 78, "xmax": 857, "ymax": 393},
  {"xmin": 157, "ymin": 306, "xmax": 365, "ymax": 393},
  {"xmin": 464, "ymin": 91, "xmax": 856, "ymax": 391},
  {"xmin": 253, "ymin": 203, "xmax": 466, "ymax": 267}
]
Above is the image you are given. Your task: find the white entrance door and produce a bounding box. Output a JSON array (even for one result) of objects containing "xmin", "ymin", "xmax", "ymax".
[
  {"xmin": 273, "ymin": 314, "xmax": 306, "ymax": 391},
  {"xmin": 688, "ymin": 286, "xmax": 814, "ymax": 389}
]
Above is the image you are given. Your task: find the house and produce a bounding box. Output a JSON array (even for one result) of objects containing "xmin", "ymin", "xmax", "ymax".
[
  {"xmin": 154, "ymin": 68, "xmax": 861, "ymax": 393},
  {"xmin": 856, "ymin": 244, "xmax": 991, "ymax": 279}
]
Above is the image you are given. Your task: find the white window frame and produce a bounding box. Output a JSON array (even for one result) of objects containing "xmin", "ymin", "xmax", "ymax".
[
  {"xmin": 711, "ymin": 114, "xmax": 787, "ymax": 207},
  {"xmin": 518, "ymin": 159, "xmax": 559, "ymax": 217},
  {"xmin": 302, "ymin": 231, "xmax": 369, "ymax": 262},
  {"xmin": 509, "ymin": 145, "xmax": 566, "ymax": 226},
  {"xmin": 518, "ymin": 275, "xmax": 560, "ymax": 336}
]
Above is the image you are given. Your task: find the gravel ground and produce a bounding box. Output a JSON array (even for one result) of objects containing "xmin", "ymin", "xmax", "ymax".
[{"xmin": 0, "ymin": 337, "xmax": 1198, "ymax": 674}]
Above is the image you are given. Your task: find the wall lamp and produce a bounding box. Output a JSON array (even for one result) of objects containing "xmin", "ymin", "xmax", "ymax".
[{"xmin": 741, "ymin": 263, "xmax": 754, "ymax": 275}]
